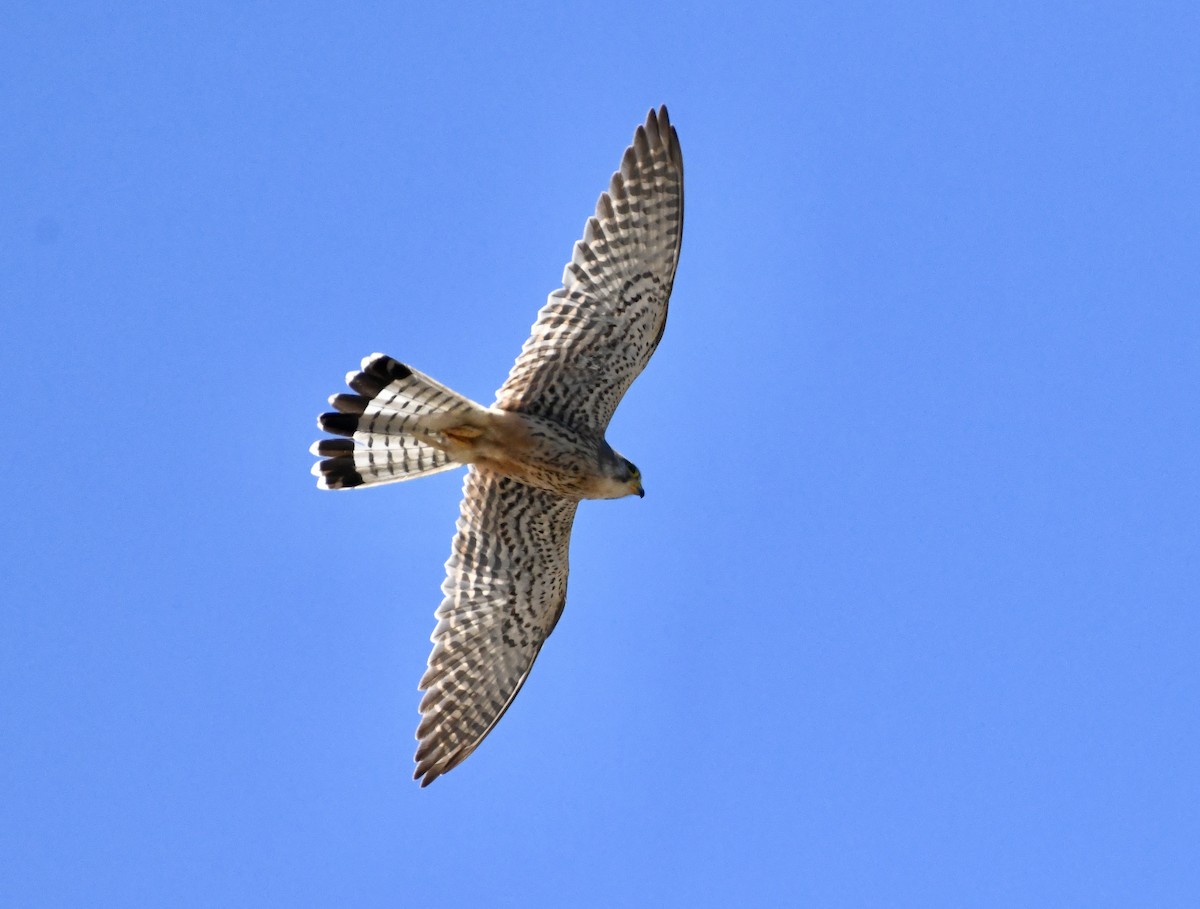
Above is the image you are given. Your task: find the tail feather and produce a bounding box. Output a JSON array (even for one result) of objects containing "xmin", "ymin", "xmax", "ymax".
[
  {"xmin": 352, "ymin": 354, "xmax": 479, "ymax": 421},
  {"xmin": 311, "ymin": 354, "xmax": 483, "ymax": 490},
  {"xmin": 310, "ymin": 437, "xmax": 458, "ymax": 489}
]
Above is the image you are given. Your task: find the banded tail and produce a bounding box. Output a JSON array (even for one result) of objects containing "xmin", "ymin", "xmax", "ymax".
[{"xmin": 311, "ymin": 354, "xmax": 486, "ymax": 490}]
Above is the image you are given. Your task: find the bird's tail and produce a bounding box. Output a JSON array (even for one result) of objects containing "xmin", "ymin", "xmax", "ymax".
[{"xmin": 311, "ymin": 353, "xmax": 488, "ymax": 490}]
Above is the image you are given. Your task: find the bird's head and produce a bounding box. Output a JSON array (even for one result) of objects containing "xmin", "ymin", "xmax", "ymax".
[
  {"xmin": 596, "ymin": 448, "xmax": 644, "ymax": 499},
  {"xmin": 621, "ymin": 458, "xmax": 645, "ymax": 499}
]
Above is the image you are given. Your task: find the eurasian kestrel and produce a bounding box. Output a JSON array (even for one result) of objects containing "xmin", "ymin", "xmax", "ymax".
[{"xmin": 311, "ymin": 106, "xmax": 683, "ymax": 785}]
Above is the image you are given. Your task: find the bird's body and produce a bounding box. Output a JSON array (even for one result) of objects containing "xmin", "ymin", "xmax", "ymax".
[
  {"xmin": 311, "ymin": 106, "xmax": 683, "ymax": 785},
  {"xmin": 464, "ymin": 410, "xmax": 637, "ymax": 501},
  {"xmin": 430, "ymin": 404, "xmax": 637, "ymax": 501}
]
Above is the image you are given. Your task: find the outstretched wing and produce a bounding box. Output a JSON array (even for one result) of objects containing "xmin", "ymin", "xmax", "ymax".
[
  {"xmin": 495, "ymin": 105, "xmax": 684, "ymax": 436},
  {"xmin": 414, "ymin": 468, "xmax": 578, "ymax": 786}
]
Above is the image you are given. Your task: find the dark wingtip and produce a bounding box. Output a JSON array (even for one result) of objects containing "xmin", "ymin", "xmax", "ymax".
[
  {"xmin": 314, "ymin": 457, "xmax": 365, "ymax": 489},
  {"xmin": 415, "ymin": 765, "xmax": 440, "ymax": 788},
  {"xmin": 311, "ymin": 439, "xmax": 355, "ymax": 457},
  {"xmin": 330, "ymin": 393, "xmax": 368, "ymax": 414},
  {"xmin": 648, "ymin": 104, "xmax": 681, "ymax": 171},
  {"xmin": 363, "ymin": 354, "xmax": 413, "ymax": 383},
  {"xmin": 348, "ymin": 372, "xmax": 386, "ymax": 397},
  {"xmin": 318, "ymin": 412, "xmax": 359, "ymax": 437}
]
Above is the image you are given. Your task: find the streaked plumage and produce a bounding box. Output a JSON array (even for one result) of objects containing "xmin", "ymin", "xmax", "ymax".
[{"xmin": 311, "ymin": 106, "xmax": 683, "ymax": 785}]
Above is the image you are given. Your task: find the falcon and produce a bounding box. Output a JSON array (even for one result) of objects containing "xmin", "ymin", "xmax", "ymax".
[{"xmin": 311, "ymin": 106, "xmax": 684, "ymax": 785}]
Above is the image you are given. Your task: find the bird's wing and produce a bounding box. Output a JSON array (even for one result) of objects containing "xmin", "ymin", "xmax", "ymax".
[
  {"xmin": 414, "ymin": 467, "xmax": 578, "ymax": 785},
  {"xmin": 494, "ymin": 105, "xmax": 684, "ymax": 435}
]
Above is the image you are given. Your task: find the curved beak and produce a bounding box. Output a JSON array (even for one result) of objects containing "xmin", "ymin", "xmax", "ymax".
[{"xmin": 634, "ymin": 481, "xmax": 645, "ymax": 499}]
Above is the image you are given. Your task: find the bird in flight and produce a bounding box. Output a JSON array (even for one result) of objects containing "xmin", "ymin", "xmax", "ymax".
[{"xmin": 311, "ymin": 106, "xmax": 684, "ymax": 786}]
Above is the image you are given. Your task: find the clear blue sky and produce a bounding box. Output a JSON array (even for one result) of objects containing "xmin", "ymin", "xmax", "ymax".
[{"xmin": 3, "ymin": 3, "xmax": 1197, "ymax": 906}]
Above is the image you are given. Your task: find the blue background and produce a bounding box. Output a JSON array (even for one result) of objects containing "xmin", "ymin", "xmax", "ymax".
[{"xmin": 3, "ymin": 2, "xmax": 1197, "ymax": 905}]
